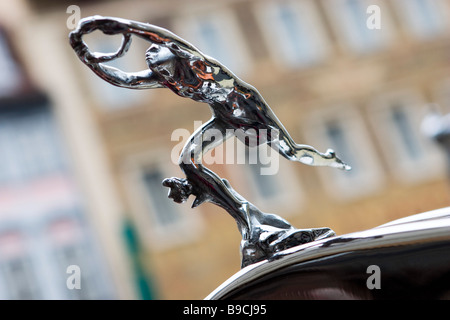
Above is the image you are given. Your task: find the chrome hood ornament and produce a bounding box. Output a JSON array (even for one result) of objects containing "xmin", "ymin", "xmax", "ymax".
[{"xmin": 69, "ymin": 16, "xmax": 351, "ymax": 268}]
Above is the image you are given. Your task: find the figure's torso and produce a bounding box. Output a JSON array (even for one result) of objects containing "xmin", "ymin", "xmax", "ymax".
[{"xmin": 158, "ymin": 58, "xmax": 274, "ymax": 128}]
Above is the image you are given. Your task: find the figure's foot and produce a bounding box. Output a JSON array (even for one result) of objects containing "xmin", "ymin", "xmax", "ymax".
[
  {"xmin": 324, "ymin": 149, "xmax": 351, "ymax": 171},
  {"xmin": 162, "ymin": 177, "xmax": 193, "ymax": 203},
  {"xmin": 240, "ymin": 226, "xmax": 336, "ymax": 268},
  {"xmin": 272, "ymin": 227, "xmax": 335, "ymax": 252}
]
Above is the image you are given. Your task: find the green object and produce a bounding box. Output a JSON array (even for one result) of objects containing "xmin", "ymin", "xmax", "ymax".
[{"xmin": 123, "ymin": 219, "xmax": 156, "ymax": 300}]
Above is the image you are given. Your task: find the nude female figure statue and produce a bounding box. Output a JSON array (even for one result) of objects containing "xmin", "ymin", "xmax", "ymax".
[{"xmin": 70, "ymin": 16, "xmax": 350, "ymax": 267}]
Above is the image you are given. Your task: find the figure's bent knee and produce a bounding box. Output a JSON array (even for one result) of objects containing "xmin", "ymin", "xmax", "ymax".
[
  {"xmin": 179, "ymin": 150, "xmax": 194, "ymax": 165},
  {"xmin": 179, "ymin": 152, "xmax": 202, "ymax": 176},
  {"xmin": 179, "ymin": 144, "xmax": 202, "ymax": 166}
]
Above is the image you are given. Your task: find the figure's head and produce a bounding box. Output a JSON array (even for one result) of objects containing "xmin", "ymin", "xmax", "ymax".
[{"xmin": 145, "ymin": 43, "xmax": 177, "ymax": 74}]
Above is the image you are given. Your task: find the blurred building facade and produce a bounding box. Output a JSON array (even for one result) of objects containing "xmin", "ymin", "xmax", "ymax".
[
  {"xmin": 0, "ymin": 0, "xmax": 449, "ymax": 299},
  {"xmin": 0, "ymin": 0, "xmax": 139, "ymax": 299}
]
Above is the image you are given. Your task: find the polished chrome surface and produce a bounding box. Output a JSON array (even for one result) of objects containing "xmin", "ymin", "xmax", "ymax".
[
  {"xmin": 70, "ymin": 16, "xmax": 351, "ymax": 268},
  {"xmin": 206, "ymin": 207, "xmax": 450, "ymax": 300}
]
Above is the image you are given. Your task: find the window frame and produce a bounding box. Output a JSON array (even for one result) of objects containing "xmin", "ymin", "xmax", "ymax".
[
  {"xmin": 253, "ymin": 0, "xmax": 331, "ymax": 69},
  {"xmin": 322, "ymin": 0, "xmax": 395, "ymax": 55},
  {"xmin": 301, "ymin": 104, "xmax": 385, "ymax": 200},
  {"xmin": 121, "ymin": 147, "xmax": 203, "ymax": 251},
  {"xmin": 391, "ymin": 0, "xmax": 450, "ymax": 40},
  {"xmin": 0, "ymin": 230, "xmax": 41, "ymax": 299},
  {"xmin": 367, "ymin": 89, "xmax": 446, "ymax": 182}
]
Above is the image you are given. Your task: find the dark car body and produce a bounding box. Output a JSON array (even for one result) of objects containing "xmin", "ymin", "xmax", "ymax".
[{"xmin": 206, "ymin": 207, "xmax": 450, "ymax": 300}]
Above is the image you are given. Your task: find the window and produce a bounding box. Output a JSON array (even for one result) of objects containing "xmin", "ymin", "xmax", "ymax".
[
  {"xmin": 121, "ymin": 152, "xmax": 203, "ymax": 250},
  {"xmin": 0, "ymin": 232, "xmax": 41, "ymax": 299},
  {"xmin": 55, "ymin": 245, "xmax": 90, "ymax": 299},
  {"xmin": 172, "ymin": 7, "xmax": 252, "ymax": 76},
  {"xmin": 140, "ymin": 164, "xmax": 203, "ymax": 248},
  {"xmin": 53, "ymin": 238, "xmax": 106, "ymax": 299},
  {"xmin": 248, "ymin": 161, "xmax": 279, "ymax": 199},
  {"xmin": 0, "ymin": 212, "xmax": 114, "ymax": 300},
  {"xmin": 325, "ymin": 120, "xmax": 360, "ymax": 176},
  {"xmin": 49, "ymin": 216, "xmax": 111, "ymax": 300},
  {"xmin": 390, "ymin": 106, "xmax": 421, "ymax": 159},
  {"xmin": 142, "ymin": 168, "xmax": 181, "ymax": 229},
  {"xmin": 392, "ymin": 0, "xmax": 450, "ymax": 40},
  {"xmin": 302, "ymin": 105, "xmax": 384, "ymax": 200},
  {"xmin": 1, "ymin": 256, "xmax": 40, "ymax": 299},
  {"xmin": 367, "ymin": 90, "xmax": 446, "ymax": 182},
  {"xmin": 196, "ymin": 20, "xmax": 229, "ymax": 65},
  {"xmin": 238, "ymin": 143, "xmax": 305, "ymax": 214},
  {"xmin": 0, "ymin": 102, "xmax": 66, "ymax": 185},
  {"xmin": 254, "ymin": 0, "xmax": 330, "ymax": 68},
  {"xmin": 0, "ymin": 30, "xmax": 22, "ymax": 96},
  {"xmin": 323, "ymin": 0, "xmax": 394, "ymax": 54}
]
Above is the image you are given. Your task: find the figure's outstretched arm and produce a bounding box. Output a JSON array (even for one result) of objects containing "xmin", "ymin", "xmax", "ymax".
[
  {"xmin": 70, "ymin": 17, "xmax": 164, "ymax": 89},
  {"xmin": 86, "ymin": 64, "xmax": 163, "ymax": 89},
  {"xmin": 73, "ymin": 16, "xmax": 203, "ymax": 60}
]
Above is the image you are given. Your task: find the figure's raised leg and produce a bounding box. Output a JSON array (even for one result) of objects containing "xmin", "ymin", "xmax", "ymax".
[{"xmin": 268, "ymin": 126, "xmax": 351, "ymax": 171}]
